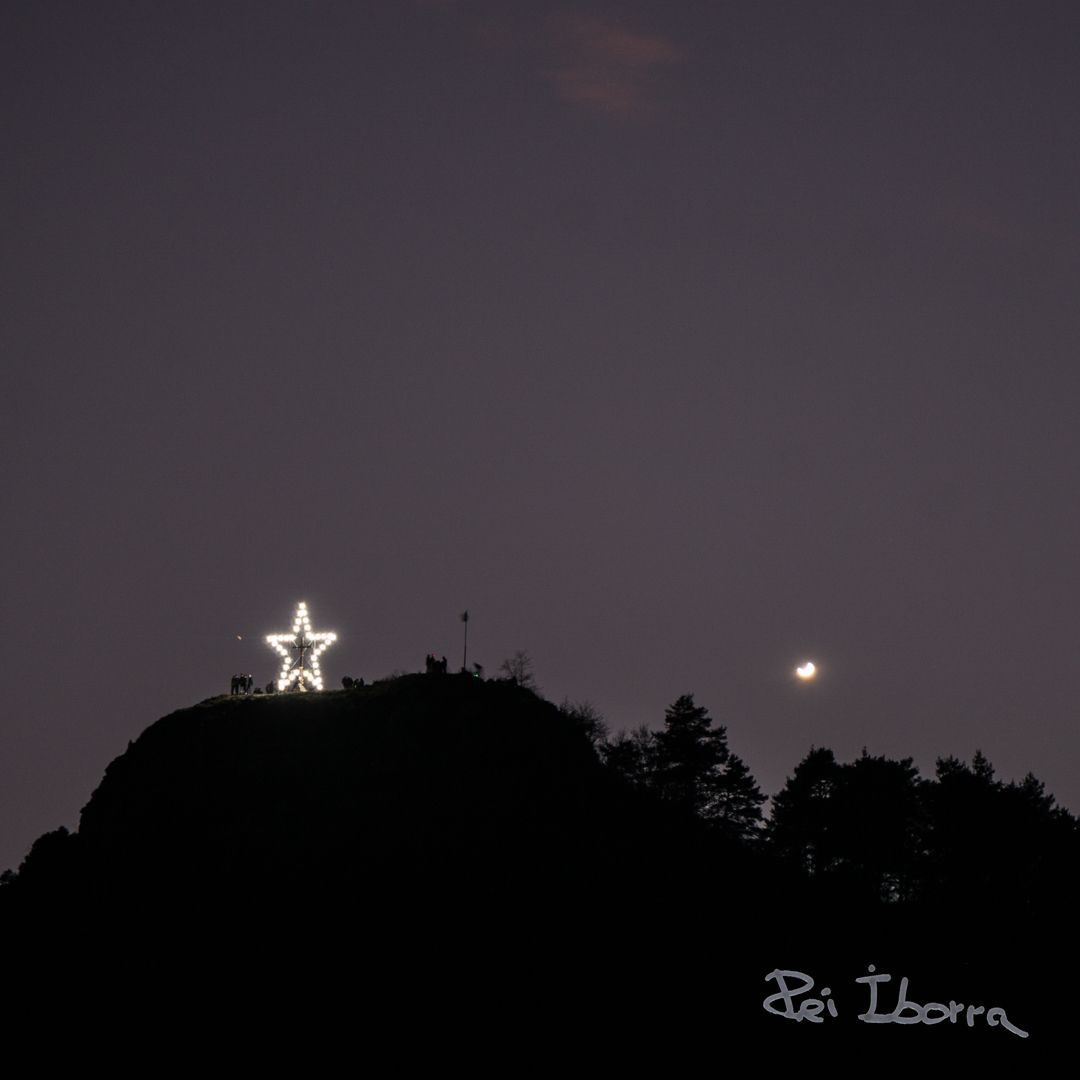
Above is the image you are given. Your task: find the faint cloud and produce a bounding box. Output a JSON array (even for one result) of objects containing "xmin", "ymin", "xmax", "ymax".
[
  {"xmin": 472, "ymin": 16, "xmax": 521, "ymax": 54},
  {"xmin": 413, "ymin": 4, "xmax": 685, "ymax": 118},
  {"xmin": 541, "ymin": 12, "xmax": 685, "ymax": 117},
  {"xmin": 941, "ymin": 204, "xmax": 1027, "ymax": 247}
]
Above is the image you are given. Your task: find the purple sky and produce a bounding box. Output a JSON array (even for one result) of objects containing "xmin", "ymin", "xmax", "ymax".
[{"xmin": 4, "ymin": 0, "xmax": 1080, "ymax": 872}]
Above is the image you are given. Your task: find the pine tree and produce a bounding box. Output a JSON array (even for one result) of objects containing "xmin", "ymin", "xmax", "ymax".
[
  {"xmin": 652, "ymin": 695, "xmax": 718, "ymax": 816},
  {"xmin": 652, "ymin": 694, "xmax": 765, "ymax": 842},
  {"xmin": 971, "ymin": 748, "xmax": 995, "ymax": 782},
  {"xmin": 766, "ymin": 746, "xmax": 840, "ymax": 875},
  {"xmin": 711, "ymin": 750, "xmax": 768, "ymax": 844}
]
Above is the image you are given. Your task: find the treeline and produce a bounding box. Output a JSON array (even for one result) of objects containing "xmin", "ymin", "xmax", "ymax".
[
  {"xmin": 577, "ymin": 694, "xmax": 768, "ymax": 843},
  {"xmin": 561, "ymin": 692, "xmax": 1079, "ymax": 913}
]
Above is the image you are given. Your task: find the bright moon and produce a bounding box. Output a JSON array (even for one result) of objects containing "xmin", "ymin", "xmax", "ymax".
[{"xmin": 795, "ymin": 661, "xmax": 817, "ymax": 680}]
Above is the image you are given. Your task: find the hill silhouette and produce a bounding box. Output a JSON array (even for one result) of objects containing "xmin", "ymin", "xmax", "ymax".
[
  {"xmin": 8, "ymin": 674, "xmax": 771, "ymax": 912},
  {"xmin": 2, "ymin": 674, "xmax": 794, "ymax": 1060},
  {"xmin": 1, "ymin": 674, "xmax": 1069, "ymax": 1063}
]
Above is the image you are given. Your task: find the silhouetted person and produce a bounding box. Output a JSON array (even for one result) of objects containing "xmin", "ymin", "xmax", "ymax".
[
  {"xmin": 245, "ymin": 674, "xmax": 254, "ymax": 693},
  {"xmin": 230, "ymin": 674, "xmax": 240, "ymax": 695}
]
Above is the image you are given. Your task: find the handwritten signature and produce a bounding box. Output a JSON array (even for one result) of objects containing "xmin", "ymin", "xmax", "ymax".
[{"xmin": 763, "ymin": 967, "xmax": 1028, "ymax": 1038}]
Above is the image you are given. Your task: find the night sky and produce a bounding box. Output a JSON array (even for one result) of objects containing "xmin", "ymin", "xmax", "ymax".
[{"xmin": 5, "ymin": 0, "xmax": 1080, "ymax": 873}]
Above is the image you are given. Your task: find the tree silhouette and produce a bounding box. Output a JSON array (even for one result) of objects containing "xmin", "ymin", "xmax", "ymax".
[
  {"xmin": 971, "ymin": 747, "xmax": 995, "ymax": 782},
  {"xmin": 498, "ymin": 650, "xmax": 537, "ymax": 690},
  {"xmin": 558, "ymin": 699, "xmax": 608, "ymax": 747},
  {"xmin": 825, "ymin": 750, "xmax": 926, "ymax": 903},
  {"xmin": 922, "ymin": 750, "xmax": 1079, "ymax": 913},
  {"xmin": 601, "ymin": 725, "xmax": 657, "ymax": 789},
  {"xmin": 651, "ymin": 694, "xmax": 765, "ymax": 842},
  {"xmin": 766, "ymin": 746, "xmax": 840, "ymax": 877},
  {"xmin": 767, "ymin": 748, "xmax": 926, "ymax": 902},
  {"xmin": 709, "ymin": 751, "xmax": 768, "ymax": 844}
]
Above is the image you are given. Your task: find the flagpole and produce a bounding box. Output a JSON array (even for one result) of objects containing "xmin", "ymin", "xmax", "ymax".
[{"xmin": 461, "ymin": 610, "xmax": 469, "ymax": 671}]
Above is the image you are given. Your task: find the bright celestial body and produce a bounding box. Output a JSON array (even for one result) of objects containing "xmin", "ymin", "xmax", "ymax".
[
  {"xmin": 266, "ymin": 601, "xmax": 337, "ymax": 692},
  {"xmin": 795, "ymin": 661, "xmax": 817, "ymax": 680}
]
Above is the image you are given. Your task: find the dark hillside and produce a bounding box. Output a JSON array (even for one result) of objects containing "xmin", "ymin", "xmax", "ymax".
[
  {"xmin": 1, "ymin": 676, "xmax": 1064, "ymax": 1064},
  {"xmin": 9, "ymin": 674, "xmax": 769, "ymax": 918}
]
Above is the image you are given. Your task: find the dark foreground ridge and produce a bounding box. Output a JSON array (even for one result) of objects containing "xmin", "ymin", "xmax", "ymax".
[
  {"xmin": 1, "ymin": 675, "xmax": 1072, "ymax": 1063},
  {"xmin": 8, "ymin": 674, "xmax": 765, "ymax": 908}
]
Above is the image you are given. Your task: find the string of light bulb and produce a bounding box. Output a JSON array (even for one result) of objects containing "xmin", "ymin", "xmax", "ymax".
[{"xmin": 265, "ymin": 601, "xmax": 337, "ymax": 691}]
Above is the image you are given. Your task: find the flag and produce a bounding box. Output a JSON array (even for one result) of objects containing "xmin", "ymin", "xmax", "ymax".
[{"xmin": 460, "ymin": 610, "xmax": 469, "ymax": 622}]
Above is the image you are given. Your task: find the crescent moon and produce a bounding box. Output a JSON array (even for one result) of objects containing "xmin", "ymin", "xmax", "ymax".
[{"xmin": 796, "ymin": 661, "xmax": 816, "ymax": 679}]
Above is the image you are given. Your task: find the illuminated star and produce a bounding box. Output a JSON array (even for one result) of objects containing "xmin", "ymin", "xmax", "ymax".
[{"xmin": 265, "ymin": 601, "xmax": 337, "ymax": 692}]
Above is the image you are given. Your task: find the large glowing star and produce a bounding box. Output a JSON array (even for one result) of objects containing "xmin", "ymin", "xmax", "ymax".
[
  {"xmin": 265, "ymin": 601, "xmax": 337, "ymax": 692},
  {"xmin": 795, "ymin": 661, "xmax": 817, "ymax": 680}
]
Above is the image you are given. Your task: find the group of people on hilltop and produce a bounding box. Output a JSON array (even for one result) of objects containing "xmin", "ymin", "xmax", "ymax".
[
  {"xmin": 426, "ymin": 654, "xmax": 484, "ymax": 678},
  {"xmin": 230, "ymin": 674, "xmax": 254, "ymax": 695},
  {"xmin": 230, "ymin": 674, "xmax": 275, "ymax": 695}
]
